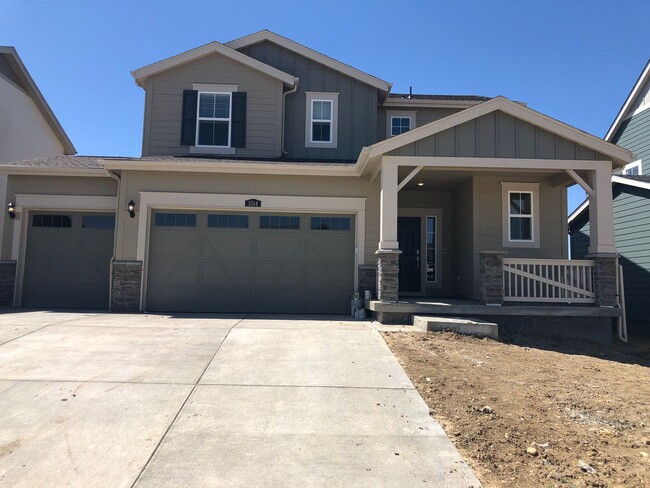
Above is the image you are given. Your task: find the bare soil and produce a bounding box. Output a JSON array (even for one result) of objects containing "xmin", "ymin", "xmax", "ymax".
[{"xmin": 382, "ymin": 330, "xmax": 650, "ymax": 487}]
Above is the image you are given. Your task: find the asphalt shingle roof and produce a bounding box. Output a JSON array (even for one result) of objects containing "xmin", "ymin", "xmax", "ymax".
[
  {"xmin": 618, "ymin": 174, "xmax": 650, "ymax": 184},
  {"xmin": 0, "ymin": 155, "xmax": 115, "ymax": 169},
  {"xmin": 388, "ymin": 93, "xmax": 492, "ymax": 102}
]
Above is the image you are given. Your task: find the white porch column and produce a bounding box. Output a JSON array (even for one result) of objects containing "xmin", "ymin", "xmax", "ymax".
[
  {"xmin": 379, "ymin": 163, "xmax": 399, "ymax": 249},
  {"xmin": 588, "ymin": 166, "xmax": 617, "ymax": 255}
]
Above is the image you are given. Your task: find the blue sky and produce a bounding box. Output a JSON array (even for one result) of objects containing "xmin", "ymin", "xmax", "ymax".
[{"xmin": 2, "ymin": 0, "xmax": 649, "ymax": 212}]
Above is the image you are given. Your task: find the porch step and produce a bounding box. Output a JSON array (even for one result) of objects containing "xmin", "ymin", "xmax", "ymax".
[{"xmin": 413, "ymin": 316, "xmax": 499, "ymax": 340}]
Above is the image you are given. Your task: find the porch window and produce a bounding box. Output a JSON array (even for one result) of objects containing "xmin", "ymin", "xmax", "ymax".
[
  {"xmin": 501, "ymin": 182, "xmax": 540, "ymax": 248},
  {"xmin": 426, "ymin": 216, "xmax": 436, "ymax": 282},
  {"xmin": 508, "ymin": 192, "xmax": 533, "ymax": 241}
]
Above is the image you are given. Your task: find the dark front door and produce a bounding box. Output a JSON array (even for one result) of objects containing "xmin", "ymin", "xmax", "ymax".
[{"xmin": 398, "ymin": 217, "xmax": 421, "ymax": 293}]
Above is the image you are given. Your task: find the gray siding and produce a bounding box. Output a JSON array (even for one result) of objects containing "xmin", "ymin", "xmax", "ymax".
[
  {"xmin": 391, "ymin": 111, "xmax": 611, "ymax": 161},
  {"xmin": 377, "ymin": 106, "xmax": 462, "ymax": 141},
  {"xmin": 452, "ymin": 178, "xmax": 475, "ymax": 299},
  {"xmin": 570, "ymin": 185, "xmax": 650, "ymax": 333},
  {"xmin": 612, "ymin": 107, "xmax": 650, "ymax": 175},
  {"xmin": 143, "ymin": 52, "xmax": 284, "ymax": 158},
  {"xmin": 238, "ymin": 41, "xmax": 378, "ymax": 160}
]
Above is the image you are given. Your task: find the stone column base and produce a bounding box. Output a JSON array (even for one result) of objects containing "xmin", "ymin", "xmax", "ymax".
[
  {"xmin": 479, "ymin": 251, "xmax": 506, "ymax": 305},
  {"xmin": 0, "ymin": 260, "xmax": 17, "ymax": 307},
  {"xmin": 358, "ymin": 265, "xmax": 377, "ymax": 300},
  {"xmin": 588, "ymin": 253, "xmax": 618, "ymax": 307},
  {"xmin": 375, "ymin": 249, "xmax": 401, "ymax": 303},
  {"xmin": 111, "ymin": 260, "xmax": 142, "ymax": 312}
]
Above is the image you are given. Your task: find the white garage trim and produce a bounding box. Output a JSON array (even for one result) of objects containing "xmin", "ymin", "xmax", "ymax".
[
  {"xmin": 11, "ymin": 194, "xmax": 117, "ymax": 307},
  {"xmin": 136, "ymin": 191, "xmax": 366, "ymax": 311}
]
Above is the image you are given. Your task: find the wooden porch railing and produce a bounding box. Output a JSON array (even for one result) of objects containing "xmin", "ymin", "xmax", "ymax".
[{"xmin": 502, "ymin": 258, "xmax": 595, "ymax": 303}]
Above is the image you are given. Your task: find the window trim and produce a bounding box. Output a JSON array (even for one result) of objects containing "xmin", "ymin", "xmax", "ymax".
[
  {"xmin": 310, "ymin": 99, "xmax": 333, "ymax": 143},
  {"xmin": 386, "ymin": 111, "xmax": 416, "ymax": 138},
  {"xmin": 195, "ymin": 91, "xmax": 233, "ymax": 148},
  {"xmin": 622, "ymin": 159, "xmax": 643, "ymax": 176},
  {"xmin": 501, "ymin": 182, "xmax": 540, "ymax": 249},
  {"xmin": 305, "ymin": 92, "xmax": 338, "ymax": 148}
]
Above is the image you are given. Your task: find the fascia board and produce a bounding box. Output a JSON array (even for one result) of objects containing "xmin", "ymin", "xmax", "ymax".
[
  {"xmin": 225, "ymin": 30, "xmax": 391, "ymax": 93},
  {"xmin": 131, "ymin": 41, "xmax": 295, "ymax": 87}
]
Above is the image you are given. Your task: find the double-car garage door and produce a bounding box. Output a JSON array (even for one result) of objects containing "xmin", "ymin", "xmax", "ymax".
[{"xmin": 146, "ymin": 210, "xmax": 355, "ymax": 314}]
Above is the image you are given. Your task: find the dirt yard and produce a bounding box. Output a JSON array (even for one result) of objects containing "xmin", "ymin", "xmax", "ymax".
[{"xmin": 382, "ymin": 330, "xmax": 650, "ymax": 488}]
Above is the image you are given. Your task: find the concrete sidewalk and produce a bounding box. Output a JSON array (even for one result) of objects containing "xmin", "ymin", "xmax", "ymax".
[{"xmin": 0, "ymin": 311, "xmax": 480, "ymax": 487}]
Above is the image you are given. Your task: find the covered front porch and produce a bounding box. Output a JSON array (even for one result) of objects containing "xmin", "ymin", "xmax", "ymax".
[{"xmin": 355, "ymin": 97, "xmax": 633, "ymax": 337}]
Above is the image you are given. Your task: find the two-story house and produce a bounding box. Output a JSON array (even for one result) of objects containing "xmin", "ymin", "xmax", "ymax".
[
  {"xmin": 570, "ymin": 59, "xmax": 650, "ymax": 337},
  {"xmin": 0, "ymin": 31, "xmax": 632, "ymax": 339},
  {"xmin": 0, "ymin": 47, "xmax": 75, "ymax": 265}
]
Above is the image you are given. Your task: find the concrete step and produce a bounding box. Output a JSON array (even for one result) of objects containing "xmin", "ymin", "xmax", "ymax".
[{"xmin": 413, "ymin": 315, "xmax": 499, "ymax": 340}]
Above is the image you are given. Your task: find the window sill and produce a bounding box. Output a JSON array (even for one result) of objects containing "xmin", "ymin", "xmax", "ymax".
[
  {"xmin": 190, "ymin": 146, "xmax": 236, "ymax": 155},
  {"xmin": 502, "ymin": 240, "xmax": 540, "ymax": 249}
]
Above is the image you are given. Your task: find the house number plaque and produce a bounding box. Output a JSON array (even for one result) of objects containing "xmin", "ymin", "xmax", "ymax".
[{"xmin": 245, "ymin": 199, "xmax": 262, "ymax": 207}]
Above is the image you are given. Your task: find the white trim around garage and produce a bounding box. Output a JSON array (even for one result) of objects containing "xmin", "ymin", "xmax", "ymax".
[{"xmin": 136, "ymin": 191, "xmax": 367, "ymax": 311}]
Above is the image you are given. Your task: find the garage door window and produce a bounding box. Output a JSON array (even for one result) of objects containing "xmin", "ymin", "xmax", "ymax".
[
  {"xmin": 260, "ymin": 215, "xmax": 300, "ymax": 230},
  {"xmin": 82, "ymin": 215, "xmax": 115, "ymax": 229},
  {"xmin": 32, "ymin": 214, "xmax": 72, "ymax": 228},
  {"xmin": 154, "ymin": 213, "xmax": 197, "ymax": 227},
  {"xmin": 207, "ymin": 214, "xmax": 249, "ymax": 229},
  {"xmin": 311, "ymin": 216, "xmax": 351, "ymax": 231}
]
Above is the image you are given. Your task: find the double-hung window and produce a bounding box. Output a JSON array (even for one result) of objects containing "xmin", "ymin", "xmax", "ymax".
[
  {"xmin": 501, "ymin": 182, "xmax": 540, "ymax": 248},
  {"xmin": 197, "ymin": 92, "xmax": 231, "ymax": 147},
  {"xmin": 305, "ymin": 92, "xmax": 338, "ymax": 148}
]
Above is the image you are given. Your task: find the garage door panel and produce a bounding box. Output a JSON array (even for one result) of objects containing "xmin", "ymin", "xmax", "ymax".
[
  {"xmin": 306, "ymin": 289, "xmax": 351, "ymax": 314},
  {"xmin": 306, "ymin": 237, "xmax": 354, "ymax": 260},
  {"xmin": 147, "ymin": 258, "xmax": 201, "ymax": 284},
  {"xmin": 27, "ymin": 232, "xmax": 78, "ymax": 258},
  {"xmin": 256, "ymin": 236, "xmax": 305, "ymax": 259},
  {"xmin": 305, "ymin": 263, "xmax": 353, "ymax": 289},
  {"xmin": 198, "ymin": 287, "xmax": 253, "ymax": 312},
  {"xmin": 203, "ymin": 235, "xmax": 254, "ymax": 258},
  {"xmin": 252, "ymin": 288, "xmax": 306, "ymax": 314},
  {"xmin": 77, "ymin": 234, "xmax": 114, "ymax": 258},
  {"xmin": 254, "ymin": 262, "xmax": 304, "ymax": 287},
  {"xmin": 147, "ymin": 285, "xmax": 199, "ymax": 312},
  {"xmin": 149, "ymin": 234, "xmax": 202, "ymax": 257},
  {"xmin": 75, "ymin": 259, "xmax": 111, "ymax": 283},
  {"xmin": 201, "ymin": 260, "xmax": 254, "ymax": 286}
]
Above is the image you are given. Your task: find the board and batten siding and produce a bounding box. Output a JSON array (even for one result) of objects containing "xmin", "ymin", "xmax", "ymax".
[
  {"xmin": 237, "ymin": 41, "xmax": 378, "ymax": 160},
  {"xmin": 612, "ymin": 106, "xmax": 650, "ymax": 175},
  {"xmin": 390, "ymin": 111, "xmax": 611, "ymax": 161},
  {"xmin": 570, "ymin": 185, "xmax": 650, "ymax": 333},
  {"xmin": 142, "ymin": 52, "xmax": 284, "ymax": 158}
]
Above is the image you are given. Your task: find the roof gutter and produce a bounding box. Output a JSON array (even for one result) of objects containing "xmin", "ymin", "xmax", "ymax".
[{"xmin": 281, "ymin": 77, "xmax": 300, "ymax": 155}]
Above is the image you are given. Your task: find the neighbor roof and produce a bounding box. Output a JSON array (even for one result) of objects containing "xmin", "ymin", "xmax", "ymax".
[
  {"xmin": 0, "ymin": 47, "xmax": 76, "ymax": 155},
  {"xmin": 131, "ymin": 41, "xmax": 296, "ymax": 88},
  {"xmin": 388, "ymin": 94, "xmax": 492, "ymax": 102},
  {"xmin": 604, "ymin": 59, "xmax": 650, "ymax": 141},
  {"xmin": 225, "ymin": 30, "xmax": 392, "ymax": 93}
]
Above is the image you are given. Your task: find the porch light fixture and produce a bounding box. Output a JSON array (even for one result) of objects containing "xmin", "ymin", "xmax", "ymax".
[
  {"xmin": 417, "ymin": 182, "xmax": 424, "ymax": 186},
  {"xmin": 127, "ymin": 199, "xmax": 136, "ymax": 218},
  {"xmin": 7, "ymin": 201, "xmax": 15, "ymax": 220}
]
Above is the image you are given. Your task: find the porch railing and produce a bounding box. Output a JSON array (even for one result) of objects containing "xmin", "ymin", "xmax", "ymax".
[{"xmin": 502, "ymin": 258, "xmax": 595, "ymax": 303}]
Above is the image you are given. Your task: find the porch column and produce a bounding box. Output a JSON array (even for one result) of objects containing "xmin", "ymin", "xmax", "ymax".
[
  {"xmin": 376, "ymin": 163, "xmax": 401, "ymax": 302},
  {"xmin": 587, "ymin": 166, "xmax": 617, "ymax": 255}
]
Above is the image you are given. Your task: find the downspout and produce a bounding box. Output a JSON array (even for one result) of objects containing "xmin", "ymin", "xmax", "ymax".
[
  {"xmin": 106, "ymin": 169, "xmax": 121, "ymax": 312},
  {"xmin": 281, "ymin": 77, "xmax": 299, "ymax": 156}
]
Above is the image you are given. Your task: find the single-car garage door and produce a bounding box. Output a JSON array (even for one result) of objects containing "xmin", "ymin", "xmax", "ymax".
[
  {"xmin": 146, "ymin": 211, "xmax": 355, "ymax": 314},
  {"xmin": 22, "ymin": 212, "xmax": 115, "ymax": 309}
]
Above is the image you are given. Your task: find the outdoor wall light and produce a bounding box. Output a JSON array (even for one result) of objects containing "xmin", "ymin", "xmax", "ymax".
[
  {"xmin": 127, "ymin": 200, "xmax": 136, "ymax": 218},
  {"xmin": 7, "ymin": 202, "xmax": 15, "ymax": 220}
]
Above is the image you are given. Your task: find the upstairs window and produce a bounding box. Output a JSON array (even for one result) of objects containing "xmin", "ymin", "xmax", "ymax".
[
  {"xmin": 311, "ymin": 100, "xmax": 332, "ymax": 142},
  {"xmin": 305, "ymin": 92, "xmax": 339, "ymax": 148},
  {"xmin": 623, "ymin": 159, "xmax": 642, "ymax": 176},
  {"xmin": 197, "ymin": 92, "xmax": 231, "ymax": 147},
  {"xmin": 391, "ymin": 116, "xmax": 411, "ymax": 136}
]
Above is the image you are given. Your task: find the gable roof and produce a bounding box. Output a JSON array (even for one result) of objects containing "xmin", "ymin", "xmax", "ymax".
[
  {"xmin": 0, "ymin": 47, "xmax": 76, "ymax": 155},
  {"xmin": 358, "ymin": 96, "xmax": 633, "ymax": 171},
  {"xmin": 131, "ymin": 40, "xmax": 296, "ymax": 88},
  {"xmin": 605, "ymin": 59, "xmax": 650, "ymax": 141},
  {"xmin": 225, "ymin": 30, "xmax": 392, "ymax": 93}
]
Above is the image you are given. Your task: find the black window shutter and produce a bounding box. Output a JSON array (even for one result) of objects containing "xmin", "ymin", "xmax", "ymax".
[
  {"xmin": 231, "ymin": 92, "xmax": 247, "ymax": 148},
  {"xmin": 180, "ymin": 90, "xmax": 198, "ymax": 146}
]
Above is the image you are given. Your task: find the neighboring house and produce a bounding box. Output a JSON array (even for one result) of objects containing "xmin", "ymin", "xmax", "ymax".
[
  {"xmin": 0, "ymin": 31, "xmax": 631, "ymax": 337},
  {"xmin": 0, "ymin": 47, "xmax": 75, "ymax": 246},
  {"xmin": 569, "ymin": 59, "xmax": 650, "ymax": 336}
]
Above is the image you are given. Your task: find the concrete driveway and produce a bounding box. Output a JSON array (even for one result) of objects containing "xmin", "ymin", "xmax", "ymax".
[{"xmin": 0, "ymin": 311, "xmax": 480, "ymax": 487}]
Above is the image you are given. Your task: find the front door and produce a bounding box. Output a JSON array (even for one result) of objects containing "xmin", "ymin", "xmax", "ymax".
[{"xmin": 398, "ymin": 217, "xmax": 421, "ymax": 293}]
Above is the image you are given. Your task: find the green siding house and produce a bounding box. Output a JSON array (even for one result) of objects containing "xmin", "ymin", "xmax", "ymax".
[{"xmin": 569, "ymin": 60, "xmax": 650, "ymax": 337}]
